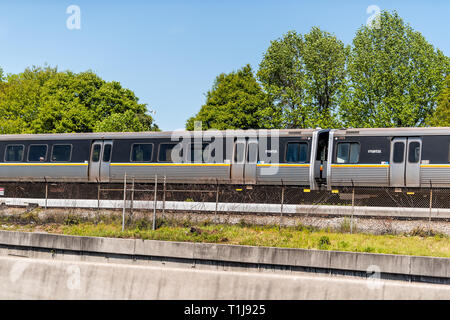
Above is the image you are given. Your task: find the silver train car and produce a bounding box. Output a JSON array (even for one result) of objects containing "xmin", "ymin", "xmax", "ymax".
[{"xmin": 0, "ymin": 127, "xmax": 449, "ymax": 189}]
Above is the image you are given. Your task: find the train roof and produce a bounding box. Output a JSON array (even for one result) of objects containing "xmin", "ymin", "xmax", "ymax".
[
  {"xmin": 0, "ymin": 129, "xmax": 318, "ymax": 141},
  {"xmin": 0, "ymin": 127, "xmax": 449, "ymax": 141},
  {"xmin": 333, "ymin": 127, "xmax": 450, "ymax": 136}
]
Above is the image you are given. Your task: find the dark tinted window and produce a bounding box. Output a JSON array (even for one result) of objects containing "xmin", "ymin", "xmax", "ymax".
[
  {"xmin": 28, "ymin": 145, "xmax": 47, "ymax": 162},
  {"xmin": 190, "ymin": 143, "xmax": 211, "ymax": 163},
  {"xmin": 92, "ymin": 144, "xmax": 101, "ymax": 162},
  {"xmin": 159, "ymin": 143, "xmax": 177, "ymax": 162},
  {"xmin": 5, "ymin": 145, "xmax": 24, "ymax": 162},
  {"xmin": 448, "ymin": 143, "xmax": 450, "ymax": 163},
  {"xmin": 131, "ymin": 144, "xmax": 153, "ymax": 162},
  {"xmin": 286, "ymin": 142, "xmax": 308, "ymax": 163},
  {"xmin": 247, "ymin": 142, "xmax": 258, "ymax": 163},
  {"xmin": 393, "ymin": 142, "xmax": 405, "ymax": 163},
  {"xmin": 51, "ymin": 145, "xmax": 71, "ymax": 162},
  {"xmin": 349, "ymin": 143, "xmax": 360, "ymax": 163},
  {"xmin": 408, "ymin": 142, "xmax": 420, "ymax": 163},
  {"xmin": 234, "ymin": 142, "xmax": 245, "ymax": 163},
  {"xmin": 103, "ymin": 144, "xmax": 112, "ymax": 162},
  {"xmin": 336, "ymin": 143, "xmax": 360, "ymax": 164}
]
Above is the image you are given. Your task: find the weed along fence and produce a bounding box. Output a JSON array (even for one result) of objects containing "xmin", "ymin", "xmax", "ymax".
[{"xmin": 1, "ymin": 176, "xmax": 450, "ymax": 232}]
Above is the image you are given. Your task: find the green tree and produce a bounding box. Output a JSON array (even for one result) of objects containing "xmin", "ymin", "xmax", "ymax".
[
  {"xmin": 186, "ymin": 64, "xmax": 271, "ymax": 130},
  {"xmin": 257, "ymin": 31, "xmax": 306, "ymax": 128},
  {"xmin": 257, "ymin": 28, "xmax": 348, "ymax": 128},
  {"xmin": 0, "ymin": 66, "xmax": 158, "ymax": 134},
  {"xmin": 95, "ymin": 109, "xmax": 158, "ymax": 132},
  {"xmin": 341, "ymin": 11, "xmax": 450, "ymax": 128},
  {"xmin": 303, "ymin": 27, "xmax": 349, "ymax": 128},
  {"xmin": 428, "ymin": 75, "xmax": 450, "ymax": 126}
]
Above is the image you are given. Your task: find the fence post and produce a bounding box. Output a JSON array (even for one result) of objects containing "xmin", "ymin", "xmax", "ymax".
[
  {"xmin": 162, "ymin": 175, "xmax": 166, "ymax": 220},
  {"xmin": 351, "ymin": 184, "xmax": 355, "ymax": 234},
  {"xmin": 214, "ymin": 180, "xmax": 219, "ymax": 223},
  {"xmin": 44, "ymin": 177, "xmax": 48, "ymax": 210},
  {"xmin": 131, "ymin": 176, "xmax": 135, "ymax": 217},
  {"xmin": 428, "ymin": 181, "xmax": 433, "ymax": 235},
  {"xmin": 122, "ymin": 173, "xmax": 127, "ymax": 232},
  {"xmin": 97, "ymin": 179, "xmax": 100, "ymax": 211},
  {"xmin": 279, "ymin": 182, "xmax": 285, "ymax": 229},
  {"xmin": 152, "ymin": 175, "xmax": 158, "ymax": 230}
]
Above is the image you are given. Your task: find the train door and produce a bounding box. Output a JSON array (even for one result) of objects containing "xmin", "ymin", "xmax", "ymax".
[
  {"xmin": 231, "ymin": 139, "xmax": 246, "ymax": 184},
  {"xmin": 89, "ymin": 140, "xmax": 113, "ymax": 182},
  {"xmin": 244, "ymin": 139, "xmax": 258, "ymax": 184},
  {"xmin": 405, "ymin": 138, "xmax": 422, "ymax": 187},
  {"xmin": 390, "ymin": 137, "xmax": 422, "ymax": 187}
]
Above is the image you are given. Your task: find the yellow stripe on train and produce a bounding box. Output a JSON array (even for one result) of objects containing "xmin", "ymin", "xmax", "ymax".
[
  {"xmin": 0, "ymin": 163, "xmax": 88, "ymax": 166},
  {"xmin": 110, "ymin": 163, "xmax": 230, "ymax": 166},
  {"xmin": 331, "ymin": 164, "xmax": 389, "ymax": 168}
]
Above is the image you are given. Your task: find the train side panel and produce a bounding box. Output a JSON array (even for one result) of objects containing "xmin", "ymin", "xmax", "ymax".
[
  {"xmin": 0, "ymin": 139, "xmax": 90, "ymax": 182},
  {"xmin": 329, "ymin": 135, "xmax": 390, "ymax": 187}
]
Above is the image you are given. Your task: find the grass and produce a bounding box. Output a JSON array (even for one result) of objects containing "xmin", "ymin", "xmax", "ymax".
[{"xmin": 0, "ymin": 213, "xmax": 448, "ymax": 258}]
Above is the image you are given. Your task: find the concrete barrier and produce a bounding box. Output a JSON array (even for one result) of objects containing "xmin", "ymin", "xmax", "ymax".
[
  {"xmin": 1, "ymin": 255, "xmax": 449, "ymax": 300},
  {"xmin": 0, "ymin": 230, "xmax": 449, "ymax": 281}
]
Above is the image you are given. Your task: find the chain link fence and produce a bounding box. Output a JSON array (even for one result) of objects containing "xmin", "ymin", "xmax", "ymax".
[{"xmin": 0, "ymin": 177, "xmax": 449, "ymax": 232}]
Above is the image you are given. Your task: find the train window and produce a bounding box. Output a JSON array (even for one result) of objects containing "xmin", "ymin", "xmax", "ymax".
[
  {"xmin": 131, "ymin": 144, "xmax": 153, "ymax": 162},
  {"xmin": 393, "ymin": 142, "xmax": 405, "ymax": 163},
  {"xmin": 286, "ymin": 142, "xmax": 308, "ymax": 163},
  {"xmin": 5, "ymin": 145, "xmax": 24, "ymax": 162},
  {"xmin": 349, "ymin": 143, "xmax": 360, "ymax": 163},
  {"xmin": 336, "ymin": 143, "xmax": 360, "ymax": 164},
  {"xmin": 408, "ymin": 142, "xmax": 420, "ymax": 163},
  {"xmin": 28, "ymin": 145, "xmax": 47, "ymax": 162},
  {"xmin": 159, "ymin": 143, "xmax": 182, "ymax": 162},
  {"xmin": 190, "ymin": 143, "xmax": 211, "ymax": 163},
  {"xmin": 448, "ymin": 144, "xmax": 450, "ymax": 163},
  {"xmin": 103, "ymin": 144, "xmax": 112, "ymax": 162},
  {"xmin": 233, "ymin": 142, "xmax": 245, "ymax": 163},
  {"xmin": 92, "ymin": 144, "xmax": 101, "ymax": 162},
  {"xmin": 51, "ymin": 145, "xmax": 72, "ymax": 162},
  {"xmin": 247, "ymin": 142, "xmax": 258, "ymax": 163}
]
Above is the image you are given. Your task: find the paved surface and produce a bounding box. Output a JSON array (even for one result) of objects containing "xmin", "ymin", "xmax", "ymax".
[
  {"xmin": 1, "ymin": 255, "xmax": 450, "ymax": 299},
  {"xmin": 0, "ymin": 230, "xmax": 449, "ymax": 299}
]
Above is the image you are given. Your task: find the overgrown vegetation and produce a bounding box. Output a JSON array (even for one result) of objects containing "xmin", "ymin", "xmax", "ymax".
[{"xmin": 0, "ymin": 212, "xmax": 448, "ymax": 258}]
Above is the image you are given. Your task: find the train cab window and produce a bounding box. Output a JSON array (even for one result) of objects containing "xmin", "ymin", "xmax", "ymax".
[
  {"xmin": 102, "ymin": 144, "xmax": 112, "ymax": 162},
  {"xmin": 393, "ymin": 142, "xmax": 405, "ymax": 163},
  {"xmin": 408, "ymin": 142, "xmax": 420, "ymax": 163},
  {"xmin": 28, "ymin": 145, "xmax": 47, "ymax": 162},
  {"xmin": 51, "ymin": 145, "xmax": 72, "ymax": 162},
  {"xmin": 286, "ymin": 142, "xmax": 308, "ymax": 163},
  {"xmin": 131, "ymin": 144, "xmax": 153, "ymax": 162},
  {"xmin": 159, "ymin": 143, "xmax": 182, "ymax": 162},
  {"xmin": 92, "ymin": 144, "xmax": 101, "ymax": 162},
  {"xmin": 5, "ymin": 145, "xmax": 24, "ymax": 162},
  {"xmin": 336, "ymin": 142, "xmax": 360, "ymax": 164}
]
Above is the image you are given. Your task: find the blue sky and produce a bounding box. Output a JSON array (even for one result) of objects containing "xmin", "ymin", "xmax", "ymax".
[{"xmin": 0, "ymin": 0, "xmax": 448, "ymax": 131}]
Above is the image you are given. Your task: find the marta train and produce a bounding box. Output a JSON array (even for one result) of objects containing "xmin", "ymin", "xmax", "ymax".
[{"xmin": 0, "ymin": 127, "xmax": 449, "ymax": 189}]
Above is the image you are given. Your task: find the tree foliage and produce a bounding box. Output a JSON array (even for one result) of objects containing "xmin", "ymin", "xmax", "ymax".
[
  {"xmin": 340, "ymin": 11, "xmax": 450, "ymax": 128},
  {"xmin": 257, "ymin": 28, "xmax": 348, "ymax": 128},
  {"xmin": 0, "ymin": 66, "xmax": 158, "ymax": 134},
  {"xmin": 428, "ymin": 75, "xmax": 450, "ymax": 126},
  {"xmin": 188, "ymin": 11, "xmax": 449, "ymax": 130},
  {"xmin": 186, "ymin": 64, "xmax": 271, "ymax": 130}
]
